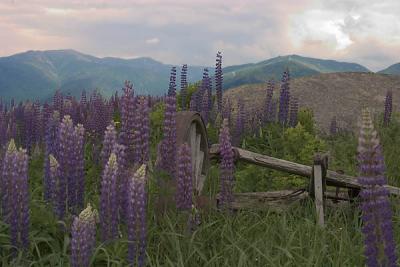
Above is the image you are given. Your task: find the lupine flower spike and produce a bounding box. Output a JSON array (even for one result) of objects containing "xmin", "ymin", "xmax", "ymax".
[
  {"xmin": 71, "ymin": 204, "xmax": 98, "ymax": 267},
  {"xmin": 127, "ymin": 164, "xmax": 148, "ymax": 267},
  {"xmin": 100, "ymin": 153, "xmax": 119, "ymax": 241},
  {"xmin": 176, "ymin": 143, "xmax": 193, "ymax": 211},
  {"xmin": 219, "ymin": 119, "xmax": 235, "ymax": 211},
  {"xmin": 357, "ymin": 108, "xmax": 397, "ymax": 267},
  {"xmin": 1, "ymin": 139, "xmax": 30, "ymax": 251}
]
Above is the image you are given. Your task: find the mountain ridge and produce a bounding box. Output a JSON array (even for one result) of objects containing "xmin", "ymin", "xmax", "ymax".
[{"xmin": 1, "ymin": 49, "xmax": 399, "ymax": 102}]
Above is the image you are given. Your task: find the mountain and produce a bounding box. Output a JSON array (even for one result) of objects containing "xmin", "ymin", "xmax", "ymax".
[
  {"xmin": 0, "ymin": 49, "xmax": 213, "ymax": 102},
  {"xmin": 378, "ymin": 63, "xmax": 400, "ymax": 75},
  {"xmin": 222, "ymin": 55, "xmax": 371, "ymax": 90},
  {"xmin": 223, "ymin": 72, "xmax": 400, "ymax": 132}
]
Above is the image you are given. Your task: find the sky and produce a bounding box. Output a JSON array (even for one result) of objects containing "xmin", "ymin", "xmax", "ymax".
[{"xmin": 0, "ymin": 0, "xmax": 400, "ymax": 71}]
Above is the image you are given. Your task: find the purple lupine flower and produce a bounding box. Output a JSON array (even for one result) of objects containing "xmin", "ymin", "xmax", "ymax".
[
  {"xmin": 22, "ymin": 103, "xmax": 35, "ymax": 152},
  {"xmin": 269, "ymin": 99, "xmax": 278, "ymax": 123},
  {"xmin": 176, "ymin": 143, "xmax": 193, "ymax": 210},
  {"xmin": 159, "ymin": 95, "xmax": 177, "ymax": 178},
  {"xmin": 330, "ymin": 116, "xmax": 337, "ymax": 136},
  {"xmin": 100, "ymin": 153, "xmax": 119, "ymax": 241},
  {"xmin": 289, "ymin": 96, "xmax": 299, "ymax": 128},
  {"xmin": 81, "ymin": 90, "xmax": 87, "ymax": 106},
  {"xmin": 222, "ymin": 98, "xmax": 232, "ymax": 129},
  {"xmin": 189, "ymin": 95, "xmax": 196, "ymax": 112},
  {"xmin": 199, "ymin": 69, "xmax": 211, "ymax": 115},
  {"xmin": 119, "ymin": 81, "xmax": 136, "ymax": 160},
  {"xmin": 71, "ymin": 204, "xmax": 98, "ymax": 267},
  {"xmin": 218, "ymin": 119, "xmax": 234, "ymax": 211},
  {"xmin": 41, "ymin": 102, "xmax": 53, "ymax": 134},
  {"xmin": 112, "ymin": 143, "xmax": 128, "ymax": 222},
  {"xmin": 74, "ymin": 124, "xmax": 85, "ymax": 211},
  {"xmin": 278, "ymin": 68, "xmax": 290, "ymax": 126},
  {"xmin": 53, "ymin": 89, "xmax": 64, "ymax": 117},
  {"xmin": 180, "ymin": 64, "xmax": 188, "ymax": 110},
  {"xmin": 168, "ymin": 67, "xmax": 177, "ymax": 97},
  {"xmin": 201, "ymin": 89, "xmax": 210, "ymax": 125},
  {"xmin": 48, "ymin": 154, "xmax": 60, "ymax": 207},
  {"xmin": 264, "ymin": 79, "xmax": 275, "ymax": 123},
  {"xmin": 133, "ymin": 97, "xmax": 150, "ymax": 166},
  {"xmin": 127, "ymin": 165, "xmax": 148, "ymax": 267},
  {"xmin": 233, "ymin": 100, "xmax": 245, "ymax": 146},
  {"xmin": 56, "ymin": 115, "xmax": 74, "ymax": 219},
  {"xmin": 140, "ymin": 98, "xmax": 150, "ymax": 164},
  {"xmin": 383, "ymin": 90, "xmax": 392, "ymax": 126},
  {"xmin": 133, "ymin": 129, "xmax": 142, "ymax": 166},
  {"xmin": 33, "ymin": 100, "xmax": 42, "ymax": 144},
  {"xmin": 215, "ymin": 51, "xmax": 223, "ymax": 113},
  {"xmin": 86, "ymin": 91, "xmax": 112, "ymax": 138},
  {"xmin": 357, "ymin": 108, "xmax": 397, "ymax": 267},
  {"xmin": 0, "ymin": 109, "xmax": 7, "ymax": 148},
  {"xmin": 56, "ymin": 115, "xmax": 85, "ymax": 218},
  {"xmin": 100, "ymin": 122, "xmax": 118, "ymax": 166},
  {"xmin": 1, "ymin": 139, "xmax": 30, "ymax": 250}
]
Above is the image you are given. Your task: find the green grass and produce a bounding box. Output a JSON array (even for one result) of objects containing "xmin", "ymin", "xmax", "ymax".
[
  {"xmin": 0, "ymin": 150, "xmax": 394, "ymax": 267},
  {"xmin": 2, "ymin": 112, "xmax": 400, "ymax": 266}
]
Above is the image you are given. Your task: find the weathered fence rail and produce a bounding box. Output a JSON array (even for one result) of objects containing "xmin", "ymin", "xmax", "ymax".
[{"xmin": 209, "ymin": 144, "xmax": 400, "ymax": 197}]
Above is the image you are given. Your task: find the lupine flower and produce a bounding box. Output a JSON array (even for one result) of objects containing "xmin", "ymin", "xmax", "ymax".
[
  {"xmin": 71, "ymin": 204, "xmax": 98, "ymax": 267},
  {"xmin": 100, "ymin": 153, "xmax": 119, "ymax": 241},
  {"xmin": 278, "ymin": 68, "xmax": 290, "ymax": 125},
  {"xmin": 215, "ymin": 51, "xmax": 223, "ymax": 113},
  {"xmin": 53, "ymin": 90, "xmax": 64, "ymax": 117},
  {"xmin": 100, "ymin": 122, "xmax": 118, "ymax": 166},
  {"xmin": 48, "ymin": 154, "xmax": 60, "ymax": 207},
  {"xmin": 233, "ymin": 100, "xmax": 245, "ymax": 146},
  {"xmin": 119, "ymin": 81, "xmax": 136, "ymax": 159},
  {"xmin": 180, "ymin": 64, "xmax": 188, "ymax": 110},
  {"xmin": 159, "ymin": 95, "xmax": 177, "ymax": 178},
  {"xmin": 176, "ymin": 143, "xmax": 193, "ymax": 210},
  {"xmin": 269, "ymin": 99, "xmax": 278, "ymax": 123},
  {"xmin": 111, "ymin": 143, "xmax": 128, "ymax": 222},
  {"xmin": 219, "ymin": 119, "xmax": 234, "ymax": 211},
  {"xmin": 201, "ymin": 90, "xmax": 210, "ymax": 125},
  {"xmin": 222, "ymin": 98, "xmax": 232, "ymax": 129},
  {"xmin": 357, "ymin": 108, "xmax": 397, "ymax": 267},
  {"xmin": 133, "ymin": 97, "xmax": 150, "ymax": 166},
  {"xmin": 330, "ymin": 116, "xmax": 337, "ymax": 135},
  {"xmin": 57, "ymin": 115, "xmax": 86, "ymax": 218},
  {"xmin": 74, "ymin": 124, "xmax": 86, "ymax": 211},
  {"xmin": 289, "ymin": 96, "xmax": 299, "ymax": 128},
  {"xmin": 127, "ymin": 165, "xmax": 148, "ymax": 267},
  {"xmin": 1, "ymin": 139, "xmax": 30, "ymax": 250},
  {"xmin": 168, "ymin": 67, "xmax": 177, "ymax": 97},
  {"xmin": 383, "ymin": 90, "xmax": 392, "ymax": 126},
  {"xmin": 189, "ymin": 95, "xmax": 196, "ymax": 112},
  {"xmin": 140, "ymin": 98, "xmax": 150, "ymax": 164},
  {"xmin": 264, "ymin": 79, "xmax": 275, "ymax": 123}
]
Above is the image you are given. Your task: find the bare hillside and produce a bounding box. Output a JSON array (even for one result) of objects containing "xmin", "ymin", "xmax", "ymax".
[{"xmin": 224, "ymin": 72, "xmax": 400, "ymax": 132}]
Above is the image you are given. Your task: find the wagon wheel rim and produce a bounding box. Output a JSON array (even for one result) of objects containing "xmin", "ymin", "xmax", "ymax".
[
  {"xmin": 189, "ymin": 122, "xmax": 206, "ymax": 195},
  {"xmin": 176, "ymin": 111, "xmax": 209, "ymax": 196}
]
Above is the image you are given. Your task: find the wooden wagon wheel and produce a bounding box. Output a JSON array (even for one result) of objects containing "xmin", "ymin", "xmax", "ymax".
[{"xmin": 176, "ymin": 111, "xmax": 210, "ymax": 196}]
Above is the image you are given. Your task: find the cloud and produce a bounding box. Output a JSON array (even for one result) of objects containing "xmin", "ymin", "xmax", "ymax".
[
  {"xmin": 0, "ymin": 0, "xmax": 399, "ymax": 71},
  {"xmin": 145, "ymin": 38, "xmax": 160, "ymax": 45}
]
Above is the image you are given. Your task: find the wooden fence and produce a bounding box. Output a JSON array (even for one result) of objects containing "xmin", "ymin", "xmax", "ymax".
[{"xmin": 209, "ymin": 144, "xmax": 400, "ymax": 226}]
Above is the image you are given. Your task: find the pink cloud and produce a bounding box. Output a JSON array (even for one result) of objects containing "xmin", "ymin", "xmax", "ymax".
[{"xmin": 0, "ymin": 0, "xmax": 399, "ymax": 70}]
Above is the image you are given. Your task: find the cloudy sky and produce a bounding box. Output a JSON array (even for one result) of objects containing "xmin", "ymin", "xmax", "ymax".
[{"xmin": 1, "ymin": 0, "xmax": 399, "ymax": 71}]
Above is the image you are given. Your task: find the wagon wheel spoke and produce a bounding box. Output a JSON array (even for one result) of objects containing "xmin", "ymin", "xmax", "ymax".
[
  {"xmin": 195, "ymin": 133, "xmax": 205, "ymax": 193},
  {"xmin": 189, "ymin": 123, "xmax": 197, "ymax": 175}
]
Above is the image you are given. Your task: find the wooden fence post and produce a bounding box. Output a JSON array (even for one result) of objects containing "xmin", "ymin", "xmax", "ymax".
[{"xmin": 311, "ymin": 153, "xmax": 328, "ymax": 226}]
